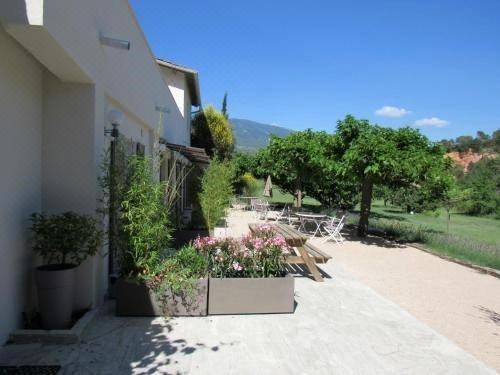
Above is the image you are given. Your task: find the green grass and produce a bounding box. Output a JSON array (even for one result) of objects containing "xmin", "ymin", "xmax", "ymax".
[
  {"xmin": 368, "ymin": 201, "xmax": 500, "ymax": 270},
  {"xmin": 369, "ymin": 202, "xmax": 500, "ymax": 246},
  {"xmin": 246, "ymin": 179, "xmax": 321, "ymax": 208}
]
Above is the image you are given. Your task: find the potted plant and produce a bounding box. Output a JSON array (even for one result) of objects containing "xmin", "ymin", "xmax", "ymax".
[
  {"xmin": 30, "ymin": 212, "xmax": 103, "ymax": 329},
  {"xmin": 193, "ymin": 225, "xmax": 295, "ymax": 315},
  {"xmin": 114, "ymin": 156, "xmax": 208, "ymax": 316},
  {"xmin": 116, "ymin": 246, "xmax": 208, "ymax": 316}
]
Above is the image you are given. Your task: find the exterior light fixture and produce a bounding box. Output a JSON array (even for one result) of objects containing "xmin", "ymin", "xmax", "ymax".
[
  {"xmin": 100, "ymin": 34, "xmax": 131, "ymax": 50},
  {"xmin": 105, "ymin": 109, "xmax": 123, "ymax": 139}
]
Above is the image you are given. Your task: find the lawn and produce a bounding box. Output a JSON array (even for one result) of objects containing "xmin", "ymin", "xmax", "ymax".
[
  {"xmin": 369, "ymin": 201, "xmax": 500, "ymax": 247},
  {"xmin": 248, "ymin": 179, "xmax": 321, "ymax": 208}
]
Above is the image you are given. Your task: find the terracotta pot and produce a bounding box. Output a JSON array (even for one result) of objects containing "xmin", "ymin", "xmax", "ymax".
[{"xmin": 35, "ymin": 264, "xmax": 76, "ymax": 329}]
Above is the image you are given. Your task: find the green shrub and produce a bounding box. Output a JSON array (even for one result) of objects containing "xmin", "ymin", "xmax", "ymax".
[
  {"xmin": 199, "ymin": 159, "xmax": 234, "ymax": 231},
  {"xmin": 30, "ymin": 212, "xmax": 103, "ymax": 266},
  {"xmin": 120, "ymin": 155, "xmax": 173, "ymax": 277},
  {"xmin": 240, "ymin": 172, "xmax": 259, "ymax": 196}
]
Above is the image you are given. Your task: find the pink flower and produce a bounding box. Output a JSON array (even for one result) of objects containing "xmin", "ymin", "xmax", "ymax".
[{"xmin": 232, "ymin": 262, "xmax": 242, "ymax": 271}]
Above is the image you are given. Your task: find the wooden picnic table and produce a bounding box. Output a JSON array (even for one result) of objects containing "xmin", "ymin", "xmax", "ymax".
[{"xmin": 248, "ymin": 223, "xmax": 328, "ymax": 282}]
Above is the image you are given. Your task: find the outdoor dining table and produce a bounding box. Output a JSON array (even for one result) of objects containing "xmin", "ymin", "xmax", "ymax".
[
  {"xmin": 239, "ymin": 196, "xmax": 257, "ymax": 210},
  {"xmin": 296, "ymin": 212, "xmax": 327, "ymax": 237},
  {"xmin": 248, "ymin": 223, "xmax": 325, "ymax": 282}
]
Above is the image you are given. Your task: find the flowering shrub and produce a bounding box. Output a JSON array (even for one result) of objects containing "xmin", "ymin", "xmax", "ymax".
[{"xmin": 193, "ymin": 224, "xmax": 291, "ymax": 278}]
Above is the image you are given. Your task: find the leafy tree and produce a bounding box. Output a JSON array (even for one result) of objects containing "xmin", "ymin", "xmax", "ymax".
[
  {"xmin": 221, "ymin": 92, "xmax": 228, "ymax": 119},
  {"xmin": 334, "ymin": 115, "xmax": 452, "ymax": 237},
  {"xmin": 191, "ymin": 105, "xmax": 235, "ymax": 159},
  {"xmin": 255, "ymin": 130, "xmax": 359, "ymax": 209},
  {"xmin": 256, "ymin": 130, "xmax": 325, "ymax": 207}
]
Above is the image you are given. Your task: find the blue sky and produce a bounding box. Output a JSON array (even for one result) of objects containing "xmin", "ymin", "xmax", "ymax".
[{"xmin": 131, "ymin": 0, "xmax": 500, "ymax": 141}]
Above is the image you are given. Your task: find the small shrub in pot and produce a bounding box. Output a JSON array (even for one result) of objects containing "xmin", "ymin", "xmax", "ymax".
[{"xmin": 30, "ymin": 212, "xmax": 103, "ymax": 329}]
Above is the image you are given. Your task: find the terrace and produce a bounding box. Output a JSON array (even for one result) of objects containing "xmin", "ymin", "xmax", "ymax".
[{"xmin": 1, "ymin": 208, "xmax": 497, "ymax": 374}]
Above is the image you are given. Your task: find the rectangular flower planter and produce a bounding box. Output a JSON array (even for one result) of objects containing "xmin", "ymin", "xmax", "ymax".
[
  {"xmin": 115, "ymin": 278, "xmax": 208, "ymax": 316},
  {"xmin": 208, "ymin": 275, "xmax": 295, "ymax": 314}
]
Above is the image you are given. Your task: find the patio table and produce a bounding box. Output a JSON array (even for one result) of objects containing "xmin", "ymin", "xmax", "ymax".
[
  {"xmin": 296, "ymin": 213, "xmax": 327, "ymax": 237},
  {"xmin": 239, "ymin": 196, "xmax": 257, "ymax": 210},
  {"xmin": 249, "ymin": 223, "xmax": 325, "ymax": 282}
]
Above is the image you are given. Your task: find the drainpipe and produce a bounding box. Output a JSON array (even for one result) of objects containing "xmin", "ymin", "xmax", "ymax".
[{"xmin": 107, "ymin": 110, "xmax": 123, "ymax": 286}]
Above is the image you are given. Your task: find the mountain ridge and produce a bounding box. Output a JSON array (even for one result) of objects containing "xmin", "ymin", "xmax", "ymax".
[{"xmin": 230, "ymin": 118, "xmax": 292, "ymax": 153}]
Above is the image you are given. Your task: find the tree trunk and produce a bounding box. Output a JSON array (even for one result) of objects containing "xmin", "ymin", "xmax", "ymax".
[
  {"xmin": 294, "ymin": 180, "xmax": 302, "ymax": 208},
  {"xmin": 358, "ymin": 175, "xmax": 373, "ymax": 237}
]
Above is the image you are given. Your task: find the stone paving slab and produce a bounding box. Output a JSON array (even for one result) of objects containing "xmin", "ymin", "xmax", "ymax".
[{"xmin": 0, "ymin": 261, "xmax": 496, "ymax": 374}]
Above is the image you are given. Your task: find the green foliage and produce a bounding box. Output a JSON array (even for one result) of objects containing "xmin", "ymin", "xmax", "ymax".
[
  {"xmin": 439, "ymin": 129, "xmax": 500, "ymax": 153},
  {"xmin": 30, "ymin": 212, "xmax": 103, "ymax": 266},
  {"xmin": 255, "ymin": 129, "xmax": 358, "ymax": 208},
  {"xmin": 175, "ymin": 246, "xmax": 208, "ymax": 277},
  {"xmin": 231, "ymin": 152, "xmax": 259, "ymax": 194},
  {"xmin": 334, "ymin": 115, "xmax": 452, "ymax": 236},
  {"xmin": 458, "ymin": 156, "xmax": 500, "ymax": 216},
  {"xmin": 199, "ymin": 159, "xmax": 234, "ymax": 231},
  {"xmin": 221, "ymin": 92, "xmax": 228, "ymax": 119},
  {"xmin": 192, "ymin": 105, "xmax": 235, "ymax": 159},
  {"xmin": 240, "ymin": 172, "xmax": 259, "ymax": 196},
  {"xmin": 143, "ymin": 246, "xmax": 207, "ymax": 314},
  {"xmin": 120, "ymin": 156, "xmax": 173, "ymax": 277}
]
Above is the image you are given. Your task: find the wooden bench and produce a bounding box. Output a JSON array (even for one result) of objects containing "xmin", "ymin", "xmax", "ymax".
[
  {"xmin": 249, "ymin": 223, "xmax": 331, "ymax": 282},
  {"xmin": 288, "ymin": 242, "xmax": 332, "ymax": 265}
]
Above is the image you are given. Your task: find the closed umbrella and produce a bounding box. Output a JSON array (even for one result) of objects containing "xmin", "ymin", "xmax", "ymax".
[{"xmin": 263, "ymin": 175, "xmax": 273, "ymax": 197}]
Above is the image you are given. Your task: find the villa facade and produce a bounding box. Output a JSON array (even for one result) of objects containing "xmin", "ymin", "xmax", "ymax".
[{"xmin": 0, "ymin": 0, "xmax": 203, "ymax": 343}]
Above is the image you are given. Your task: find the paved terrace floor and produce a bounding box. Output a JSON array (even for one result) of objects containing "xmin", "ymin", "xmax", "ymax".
[{"xmin": 0, "ymin": 209, "xmax": 497, "ymax": 374}]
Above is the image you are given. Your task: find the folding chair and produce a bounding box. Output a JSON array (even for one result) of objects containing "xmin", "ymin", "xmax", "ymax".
[
  {"xmin": 274, "ymin": 205, "xmax": 292, "ymax": 224},
  {"xmin": 321, "ymin": 215, "xmax": 345, "ymax": 244}
]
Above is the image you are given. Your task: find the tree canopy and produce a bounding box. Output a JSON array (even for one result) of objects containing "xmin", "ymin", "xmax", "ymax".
[
  {"xmin": 191, "ymin": 105, "xmax": 235, "ymax": 159},
  {"xmin": 334, "ymin": 115, "xmax": 452, "ymax": 236},
  {"xmin": 254, "ymin": 115, "xmax": 453, "ymax": 236}
]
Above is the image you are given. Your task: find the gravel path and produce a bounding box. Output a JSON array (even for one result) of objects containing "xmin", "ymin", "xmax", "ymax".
[
  {"xmin": 227, "ymin": 208, "xmax": 500, "ymax": 372},
  {"xmin": 310, "ymin": 231, "xmax": 500, "ymax": 372}
]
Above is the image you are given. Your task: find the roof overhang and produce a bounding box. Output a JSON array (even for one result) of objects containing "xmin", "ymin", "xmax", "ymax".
[
  {"xmin": 156, "ymin": 58, "xmax": 201, "ymax": 107},
  {"xmin": 160, "ymin": 138, "xmax": 210, "ymax": 164}
]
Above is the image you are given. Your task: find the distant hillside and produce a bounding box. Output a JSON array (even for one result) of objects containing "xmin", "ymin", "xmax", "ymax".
[
  {"xmin": 230, "ymin": 118, "xmax": 292, "ymax": 153},
  {"xmin": 446, "ymin": 151, "xmax": 498, "ymax": 172}
]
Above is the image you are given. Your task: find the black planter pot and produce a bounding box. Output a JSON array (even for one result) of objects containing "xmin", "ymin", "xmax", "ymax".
[{"xmin": 35, "ymin": 264, "xmax": 76, "ymax": 329}]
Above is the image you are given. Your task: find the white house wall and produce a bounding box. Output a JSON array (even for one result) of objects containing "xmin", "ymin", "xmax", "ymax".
[
  {"xmin": 0, "ymin": 0, "xmax": 197, "ymax": 343},
  {"xmin": 0, "ymin": 28, "xmax": 44, "ymax": 344},
  {"xmin": 1, "ymin": 0, "xmax": 173, "ymax": 138},
  {"xmin": 42, "ymin": 71, "xmax": 100, "ymax": 311},
  {"xmin": 160, "ymin": 68, "xmax": 191, "ymax": 145}
]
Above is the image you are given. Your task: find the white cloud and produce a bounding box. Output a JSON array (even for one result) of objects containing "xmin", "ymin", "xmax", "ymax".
[
  {"xmin": 374, "ymin": 106, "xmax": 411, "ymax": 118},
  {"xmin": 414, "ymin": 117, "xmax": 449, "ymax": 128},
  {"xmin": 270, "ymin": 122, "xmax": 281, "ymax": 127}
]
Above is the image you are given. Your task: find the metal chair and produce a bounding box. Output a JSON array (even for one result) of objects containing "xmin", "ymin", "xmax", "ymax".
[{"xmin": 321, "ymin": 215, "xmax": 345, "ymax": 244}]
